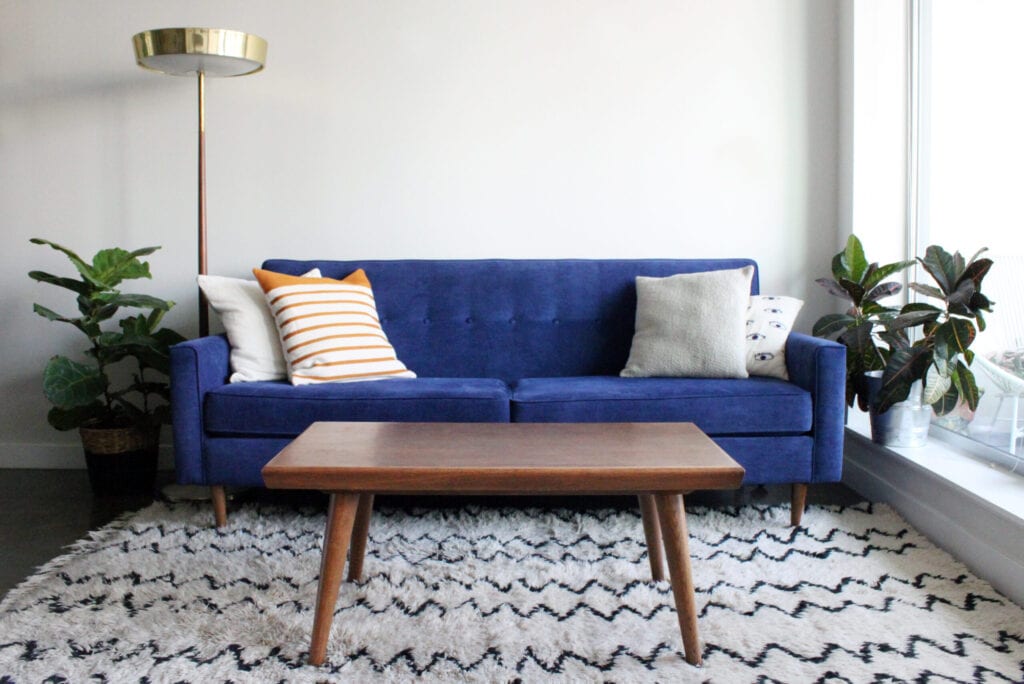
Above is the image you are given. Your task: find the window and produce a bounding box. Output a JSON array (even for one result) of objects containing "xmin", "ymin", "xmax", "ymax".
[{"xmin": 915, "ymin": 0, "xmax": 1024, "ymax": 470}]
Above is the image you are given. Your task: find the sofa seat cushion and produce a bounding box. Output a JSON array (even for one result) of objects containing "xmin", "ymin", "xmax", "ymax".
[
  {"xmin": 205, "ymin": 378, "xmax": 511, "ymax": 435},
  {"xmin": 511, "ymin": 376, "xmax": 812, "ymax": 434}
]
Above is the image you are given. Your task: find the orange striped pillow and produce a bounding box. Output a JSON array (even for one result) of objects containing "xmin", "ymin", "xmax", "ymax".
[{"xmin": 252, "ymin": 268, "xmax": 416, "ymax": 385}]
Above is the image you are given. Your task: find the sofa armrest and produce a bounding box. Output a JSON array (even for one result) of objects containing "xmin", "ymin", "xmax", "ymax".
[
  {"xmin": 170, "ymin": 335, "xmax": 231, "ymax": 484},
  {"xmin": 785, "ymin": 332, "xmax": 846, "ymax": 482}
]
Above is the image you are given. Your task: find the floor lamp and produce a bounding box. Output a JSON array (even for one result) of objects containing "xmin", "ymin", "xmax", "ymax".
[{"xmin": 132, "ymin": 27, "xmax": 267, "ymax": 338}]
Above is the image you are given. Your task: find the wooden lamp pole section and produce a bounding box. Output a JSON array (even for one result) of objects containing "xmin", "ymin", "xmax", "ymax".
[{"xmin": 197, "ymin": 70, "xmax": 209, "ymax": 338}]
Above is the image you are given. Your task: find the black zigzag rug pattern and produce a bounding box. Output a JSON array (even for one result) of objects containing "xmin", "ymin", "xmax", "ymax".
[{"xmin": 1, "ymin": 501, "xmax": 1022, "ymax": 682}]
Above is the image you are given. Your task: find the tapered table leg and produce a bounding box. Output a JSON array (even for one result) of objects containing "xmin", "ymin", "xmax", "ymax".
[
  {"xmin": 347, "ymin": 494, "xmax": 375, "ymax": 582},
  {"xmin": 638, "ymin": 494, "xmax": 666, "ymax": 581},
  {"xmin": 309, "ymin": 492, "xmax": 360, "ymax": 666},
  {"xmin": 655, "ymin": 493, "xmax": 702, "ymax": 666}
]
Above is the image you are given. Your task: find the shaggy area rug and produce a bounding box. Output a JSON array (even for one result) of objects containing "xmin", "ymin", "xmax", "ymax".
[{"xmin": 0, "ymin": 501, "xmax": 1021, "ymax": 682}]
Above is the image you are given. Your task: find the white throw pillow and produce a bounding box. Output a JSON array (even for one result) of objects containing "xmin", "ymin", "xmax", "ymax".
[
  {"xmin": 621, "ymin": 266, "xmax": 754, "ymax": 379},
  {"xmin": 745, "ymin": 295, "xmax": 803, "ymax": 380},
  {"xmin": 197, "ymin": 269, "xmax": 320, "ymax": 383}
]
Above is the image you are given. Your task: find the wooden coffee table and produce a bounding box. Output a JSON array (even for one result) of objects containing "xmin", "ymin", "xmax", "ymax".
[{"xmin": 262, "ymin": 421, "xmax": 744, "ymax": 667}]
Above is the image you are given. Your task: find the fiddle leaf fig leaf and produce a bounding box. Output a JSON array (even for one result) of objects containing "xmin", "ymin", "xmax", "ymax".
[
  {"xmin": 28, "ymin": 270, "xmax": 91, "ymax": 295},
  {"xmin": 127, "ymin": 245, "xmax": 161, "ymax": 259},
  {"xmin": 42, "ymin": 356, "xmax": 106, "ymax": 408},
  {"xmin": 30, "ymin": 238, "xmax": 100, "ymax": 286},
  {"xmin": 111, "ymin": 292, "xmax": 171, "ymax": 311},
  {"xmin": 118, "ymin": 313, "xmax": 152, "ymax": 338},
  {"xmin": 33, "ymin": 303, "xmax": 71, "ymax": 323},
  {"xmin": 93, "ymin": 303, "xmax": 119, "ymax": 322},
  {"xmin": 96, "ymin": 293, "xmax": 172, "ymax": 311},
  {"xmin": 47, "ymin": 402, "xmax": 106, "ymax": 431},
  {"xmin": 91, "ymin": 248, "xmax": 153, "ymax": 288},
  {"xmin": 153, "ymin": 327, "xmax": 187, "ymax": 347}
]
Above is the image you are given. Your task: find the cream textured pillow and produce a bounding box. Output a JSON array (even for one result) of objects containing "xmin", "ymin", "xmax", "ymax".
[
  {"xmin": 253, "ymin": 267, "xmax": 416, "ymax": 385},
  {"xmin": 621, "ymin": 266, "xmax": 754, "ymax": 379},
  {"xmin": 745, "ymin": 295, "xmax": 803, "ymax": 380},
  {"xmin": 197, "ymin": 269, "xmax": 320, "ymax": 383}
]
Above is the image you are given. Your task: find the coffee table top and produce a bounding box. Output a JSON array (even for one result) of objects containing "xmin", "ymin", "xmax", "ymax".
[{"xmin": 262, "ymin": 422, "xmax": 744, "ymax": 494}]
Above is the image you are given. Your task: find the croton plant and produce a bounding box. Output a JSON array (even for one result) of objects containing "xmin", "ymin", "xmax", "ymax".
[{"xmin": 814, "ymin": 236, "xmax": 994, "ymax": 416}]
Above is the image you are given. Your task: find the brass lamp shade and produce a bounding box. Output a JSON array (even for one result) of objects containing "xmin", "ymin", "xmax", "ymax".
[{"xmin": 132, "ymin": 28, "xmax": 266, "ymax": 77}]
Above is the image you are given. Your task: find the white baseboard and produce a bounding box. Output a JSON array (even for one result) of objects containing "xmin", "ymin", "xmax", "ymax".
[
  {"xmin": 0, "ymin": 442, "xmax": 175, "ymax": 470},
  {"xmin": 843, "ymin": 429, "xmax": 1024, "ymax": 607}
]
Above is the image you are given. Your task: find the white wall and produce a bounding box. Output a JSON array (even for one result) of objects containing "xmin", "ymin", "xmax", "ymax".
[{"xmin": 0, "ymin": 1, "xmax": 840, "ymax": 466}]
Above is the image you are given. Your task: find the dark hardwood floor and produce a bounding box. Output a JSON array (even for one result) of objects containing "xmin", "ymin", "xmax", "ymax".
[
  {"xmin": 0, "ymin": 469, "xmax": 865, "ymax": 600},
  {"xmin": 0, "ymin": 469, "xmax": 173, "ymax": 600}
]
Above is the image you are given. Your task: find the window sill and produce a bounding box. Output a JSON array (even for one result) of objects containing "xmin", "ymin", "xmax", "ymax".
[{"xmin": 845, "ymin": 409, "xmax": 1024, "ymax": 523}]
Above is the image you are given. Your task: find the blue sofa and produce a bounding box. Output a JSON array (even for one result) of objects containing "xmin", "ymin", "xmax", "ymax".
[{"xmin": 170, "ymin": 259, "xmax": 846, "ymax": 526}]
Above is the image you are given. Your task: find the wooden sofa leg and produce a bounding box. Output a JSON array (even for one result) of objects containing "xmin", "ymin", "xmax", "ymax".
[
  {"xmin": 791, "ymin": 483, "xmax": 808, "ymax": 527},
  {"xmin": 211, "ymin": 485, "xmax": 228, "ymax": 527}
]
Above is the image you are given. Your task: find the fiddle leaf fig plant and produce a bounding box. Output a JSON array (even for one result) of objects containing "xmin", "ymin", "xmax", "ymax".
[
  {"xmin": 872, "ymin": 245, "xmax": 994, "ymax": 415},
  {"xmin": 29, "ymin": 238, "xmax": 187, "ymax": 431},
  {"xmin": 812, "ymin": 235, "xmax": 915, "ymax": 410}
]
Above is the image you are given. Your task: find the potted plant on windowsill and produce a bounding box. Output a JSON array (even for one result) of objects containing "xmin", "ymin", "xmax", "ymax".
[
  {"xmin": 865, "ymin": 245, "xmax": 994, "ymax": 446},
  {"xmin": 812, "ymin": 235, "xmax": 915, "ymax": 411},
  {"xmin": 29, "ymin": 239, "xmax": 186, "ymax": 495}
]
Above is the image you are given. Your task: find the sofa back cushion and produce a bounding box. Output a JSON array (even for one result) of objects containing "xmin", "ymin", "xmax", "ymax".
[{"xmin": 261, "ymin": 259, "xmax": 759, "ymax": 382}]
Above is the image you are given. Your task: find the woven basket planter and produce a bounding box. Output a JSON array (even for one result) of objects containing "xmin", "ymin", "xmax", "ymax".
[{"xmin": 79, "ymin": 425, "xmax": 160, "ymax": 496}]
